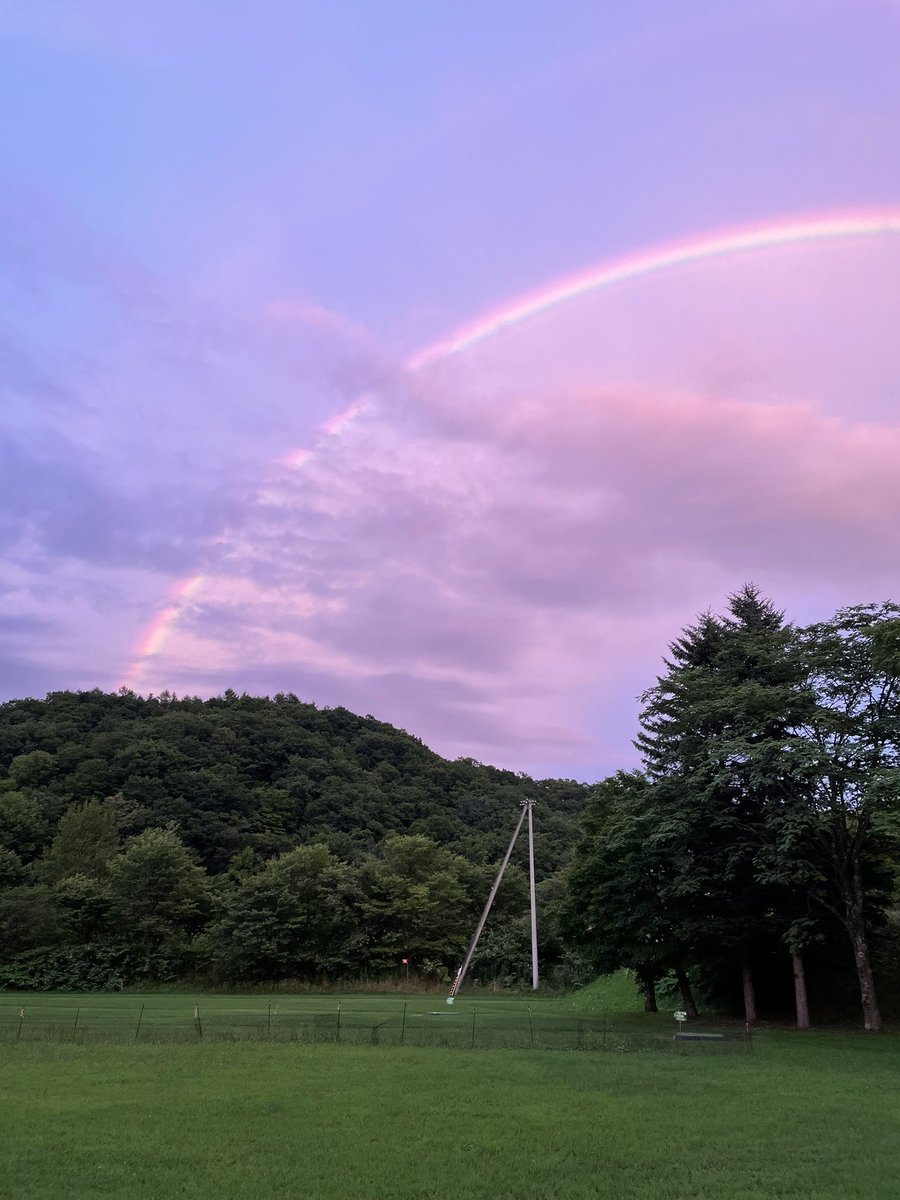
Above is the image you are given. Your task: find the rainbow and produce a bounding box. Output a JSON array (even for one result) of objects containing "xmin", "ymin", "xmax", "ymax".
[
  {"xmin": 118, "ymin": 574, "xmax": 204, "ymax": 691},
  {"xmin": 409, "ymin": 208, "xmax": 900, "ymax": 369},
  {"xmin": 120, "ymin": 207, "xmax": 900, "ymax": 690}
]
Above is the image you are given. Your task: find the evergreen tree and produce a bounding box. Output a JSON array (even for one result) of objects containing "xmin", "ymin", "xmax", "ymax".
[{"xmin": 634, "ymin": 587, "xmax": 815, "ymax": 1022}]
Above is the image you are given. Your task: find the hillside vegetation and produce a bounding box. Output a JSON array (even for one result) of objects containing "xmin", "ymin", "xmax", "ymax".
[{"xmin": 0, "ymin": 689, "xmax": 586, "ymax": 990}]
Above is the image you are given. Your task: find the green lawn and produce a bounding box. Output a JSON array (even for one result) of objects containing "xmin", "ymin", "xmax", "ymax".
[
  {"xmin": 0, "ymin": 986, "xmax": 654, "ymax": 1050},
  {"xmin": 1, "ymin": 1003, "xmax": 899, "ymax": 1199}
]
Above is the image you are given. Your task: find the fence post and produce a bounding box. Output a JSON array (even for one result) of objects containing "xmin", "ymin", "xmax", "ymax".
[
  {"xmin": 602, "ymin": 1009, "xmax": 607, "ymax": 1049},
  {"xmin": 335, "ymin": 1003, "xmax": 342, "ymax": 1044},
  {"xmin": 527, "ymin": 1006, "xmax": 534, "ymax": 1048},
  {"xmin": 73, "ymin": 1007, "xmax": 80, "ymax": 1038},
  {"xmin": 16, "ymin": 1007, "xmax": 24, "ymax": 1042},
  {"xmin": 267, "ymin": 1002, "xmax": 272, "ymax": 1041},
  {"xmin": 400, "ymin": 1001, "xmax": 407, "ymax": 1046},
  {"xmin": 470, "ymin": 1007, "xmax": 477, "ymax": 1050},
  {"xmin": 134, "ymin": 1004, "xmax": 144, "ymax": 1044},
  {"xmin": 194, "ymin": 1005, "xmax": 203, "ymax": 1040}
]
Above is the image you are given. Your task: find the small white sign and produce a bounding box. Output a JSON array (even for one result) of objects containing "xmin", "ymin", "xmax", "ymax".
[{"xmin": 674, "ymin": 1010, "xmax": 687, "ymax": 1023}]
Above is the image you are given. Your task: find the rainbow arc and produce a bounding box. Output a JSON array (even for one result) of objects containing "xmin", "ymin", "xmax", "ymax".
[{"xmin": 119, "ymin": 207, "xmax": 900, "ymax": 690}]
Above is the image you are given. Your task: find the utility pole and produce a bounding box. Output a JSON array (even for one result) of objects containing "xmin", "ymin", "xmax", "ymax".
[
  {"xmin": 526, "ymin": 798, "xmax": 538, "ymax": 991},
  {"xmin": 448, "ymin": 799, "xmax": 538, "ymax": 1001}
]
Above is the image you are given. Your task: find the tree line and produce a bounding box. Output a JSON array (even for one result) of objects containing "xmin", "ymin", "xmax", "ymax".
[
  {"xmin": 564, "ymin": 588, "xmax": 900, "ymax": 1031},
  {"xmin": 0, "ymin": 690, "xmax": 582, "ymax": 991},
  {"xmin": 2, "ymin": 594, "xmax": 898, "ymax": 1024}
]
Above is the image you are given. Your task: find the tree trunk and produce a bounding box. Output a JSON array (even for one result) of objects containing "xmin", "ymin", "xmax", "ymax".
[
  {"xmin": 792, "ymin": 952, "xmax": 810, "ymax": 1029},
  {"xmin": 674, "ymin": 964, "xmax": 699, "ymax": 1018},
  {"xmin": 844, "ymin": 874, "xmax": 882, "ymax": 1032},
  {"xmin": 637, "ymin": 970, "xmax": 657, "ymax": 1013},
  {"xmin": 741, "ymin": 960, "xmax": 757, "ymax": 1024}
]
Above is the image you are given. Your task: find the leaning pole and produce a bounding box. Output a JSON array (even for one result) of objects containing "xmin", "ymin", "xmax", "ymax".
[{"xmin": 448, "ymin": 799, "xmax": 538, "ymax": 1001}]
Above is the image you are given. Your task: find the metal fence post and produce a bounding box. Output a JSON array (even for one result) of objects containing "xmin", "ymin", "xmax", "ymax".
[
  {"xmin": 267, "ymin": 1002, "xmax": 272, "ymax": 1040},
  {"xmin": 335, "ymin": 1003, "xmax": 342, "ymax": 1044},
  {"xmin": 194, "ymin": 1004, "xmax": 203, "ymax": 1040},
  {"xmin": 400, "ymin": 1001, "xmax": 407, "ymax": 1046},
  {"xmin": 470, "ymin": 1008, "xmax": 477, "ymax": 1049},
  {"xmin": 134, "ymin": 1004, "xmax": 144, "ymax": 1044},
  {"xmin": 527, "ymin": 1006, "xmax": 535, "ymax": 1048},
  {"xmin": 73, "ymin": 1007, "xmax": 80, "ymax": 1038},
  {"xmin": 16, "ymin": 1007, "xmax": 24, "ymax": 1042}
]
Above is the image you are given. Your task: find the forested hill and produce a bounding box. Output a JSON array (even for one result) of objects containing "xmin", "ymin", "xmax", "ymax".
[{"xmin": 0, "ymin": 690, "xmax": 587, "ymax": 874}]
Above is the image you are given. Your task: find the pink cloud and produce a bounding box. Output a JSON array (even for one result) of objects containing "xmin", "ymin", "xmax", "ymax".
[{"xmin": 132, "ymin": 238, "xmax": 900, "ymax": 777}]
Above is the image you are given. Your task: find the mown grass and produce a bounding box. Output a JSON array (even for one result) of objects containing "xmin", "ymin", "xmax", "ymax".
[
  {"xmin": 1, "ymin": 1015, "xmax": 899, "ymax": 1199},
  {"xmin": 2, "ymin": 986, "xmax": 662, "ymax": 1050}
]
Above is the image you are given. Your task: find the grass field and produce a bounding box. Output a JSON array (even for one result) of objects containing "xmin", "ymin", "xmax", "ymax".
[
  {"xmin": 0, "ymin": 980, "xmax": 655, "ymax": 1050},
  {"xmin": 2, "ymin": 987, "xmax": 898, "ymax": 1199}
]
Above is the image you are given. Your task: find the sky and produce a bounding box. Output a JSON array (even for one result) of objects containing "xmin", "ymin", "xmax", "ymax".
[{"xmin": 3, "ymin": 0, "xmax": 900, "ymax": 779}]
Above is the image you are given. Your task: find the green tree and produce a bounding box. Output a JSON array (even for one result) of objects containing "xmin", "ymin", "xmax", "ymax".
[
  {"xmin": 6, "ymin": 750, "xmax": 55, "ymax": 790},
  {"xmin": 0, "ymin": 790, "xmax": 48, "ymax": 860},
  {"xmin": 358, "ymin": 835, "xmax": 474, "ymax": 972},
  {"xmin": 0, "ymin": 847, "xmax": 25, "ymax": 888},
  {"xmin": 207, "ymin": 844, "xmax": 360, "ymax": 981},
  {"xmin": 41, "ymin": 797, "xmax": 124, "ymax": 882},
  {"xmin": 634, "ymin": 587, "xmax": 815, "ymax": 1022},
  {"xmin": 565, "ymin": 772, "xmax": 698, "ymax": 1014},
  {"xmin": 106, "ymin": 826, "xmax": 211, "ymax": 976},
  {"xmin": 796, "ymin": 603, "xmax": 900, "ymax": 1032}
]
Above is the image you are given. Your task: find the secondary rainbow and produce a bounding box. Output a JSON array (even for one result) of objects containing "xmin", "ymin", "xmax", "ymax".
[{"xmin": 120, "ymin": 207, "xmax": 900, "ymax": 689}]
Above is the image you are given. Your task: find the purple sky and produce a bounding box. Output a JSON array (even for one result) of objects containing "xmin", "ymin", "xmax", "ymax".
[{"xmin": 3, "ymin": 1, "xmax": 900, "ymax": 779}]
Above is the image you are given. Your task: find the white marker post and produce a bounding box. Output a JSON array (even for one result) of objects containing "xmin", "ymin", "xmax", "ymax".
[{"xmin": 674, "ymin": 1010, "xmax": 687, "ymax": 1037}]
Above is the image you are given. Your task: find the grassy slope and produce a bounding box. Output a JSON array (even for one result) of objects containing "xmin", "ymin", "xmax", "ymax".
[
  {"xmin": 566, "ymin": 970, "xmax": 645, "ymax": 1013},
  {"xmin": 2, "ymin": 1025, "xmax": 900, "ymax": 1199}
]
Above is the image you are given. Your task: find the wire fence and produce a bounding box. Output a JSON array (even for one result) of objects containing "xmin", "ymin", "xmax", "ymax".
[{"xmin": 0, "ymin": 1003, "xmax": 751, "ymax": 1053}]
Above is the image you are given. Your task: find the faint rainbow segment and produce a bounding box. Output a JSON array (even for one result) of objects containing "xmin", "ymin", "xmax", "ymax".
[
  {"xmin": 117, "ymin": 574, "xmax": 205, "ymax": 691},
  {"xmin": 119, "ymin": 207, "xmax": 900, "ymax": 691}
]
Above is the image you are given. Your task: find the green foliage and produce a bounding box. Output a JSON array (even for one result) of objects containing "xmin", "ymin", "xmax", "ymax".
[
  {"xmin": 357, "ymin": 835, "xmax": 474, "ymax": 971},
  {"xmin": 207, "ymin": 844, "xmax": 360, "ymax": 981},
  {"xmin": 0, "ymin": 690, "xmax": 582, "ymax": 990},
  {"xmin": 106, "ymin": 826, "xmax": 211, "ymax": 958},
  {"xmin": 0, "ymin": 847, "xmax": 25, "ymax": 888},
  {"xmin": 567, "ymin": 587, "xmax": 900, "ymax": 1027},
  {"xmin": 40, "ymin": 797, "xmax": 124, "ymax": 882},
  {"xmin": 0, "ymin": 690, "xmax": 584, "ymax": 873},
  {"xmin": 0, "ymin": 790, "xmax": 47, "ymax": 860},
  {"xmin": 0, "ymin": 942, "xmax": 133, "ymax": 991}
]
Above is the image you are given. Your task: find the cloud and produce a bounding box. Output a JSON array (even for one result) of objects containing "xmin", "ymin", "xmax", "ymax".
[
  {"xmin": 137, "ymin": 313, "xmax": 900, "ymax": 778},
  {"xmin": 0, "ymin": 185, "xmax": 402, "ymax": 702},
  {"xmin": 8, "ymin": 221, "xmax": 900, "ymax": 779}
]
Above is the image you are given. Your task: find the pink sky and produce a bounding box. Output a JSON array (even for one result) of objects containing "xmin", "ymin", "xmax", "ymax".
[
  {"xmin": 124, "ymin": 228, "xmax": 900, "ymax": 777},
  {"xmin": 3, "ymin": 2, "xmax": 900, "ymax": 778}
]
